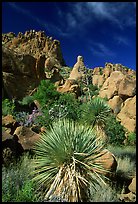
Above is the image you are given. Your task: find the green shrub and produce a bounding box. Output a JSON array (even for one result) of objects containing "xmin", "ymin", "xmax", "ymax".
[
  {"xmin": 33, "ymin": 80, "xmax": 60, "ymax": 108},
  {"xmin": 55, "ymin": 93, "xmax": 81, "ymax": 121},
  {"xmin": 2, "ymin": 98, "xmax": 15, "ymax": 116},
  {"xmin": 104, "ymin": 114, "xmax": 126, "ymax": 146},
  {"xmin": 127, "ymin": 132, "xmax": 136, "ymax": 145},
  {"xmin": 19, "ymin": 95, "xmax": 34, "ymax": 106},
  {"xmin": 2, "ymin": 153, "xmax": 39, "ymax": 202}
]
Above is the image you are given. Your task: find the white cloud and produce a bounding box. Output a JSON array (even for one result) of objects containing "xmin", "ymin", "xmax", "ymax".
[
  {"xmin": 114, "ymin": 35, "xmax": 130, "ymax": 46},
  {"xmin": 90, "ymin": 42, "xmax": 116, "ymax": 57},
  {"xmin": 7, "ymin": 2, "xmax": 136, "ymax": 38}
]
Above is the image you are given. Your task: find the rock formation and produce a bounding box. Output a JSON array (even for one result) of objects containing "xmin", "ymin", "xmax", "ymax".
[
  {"xmin": 2, "ymin": 30, "xmax": 66, "ymax": 100},
  {"xmin": 91, "ymin": 63, "xmax": 136, "ymax": 133},
  {"xmin": 69, "ymin": 56, "xmax": 86, "ymax": 81}
]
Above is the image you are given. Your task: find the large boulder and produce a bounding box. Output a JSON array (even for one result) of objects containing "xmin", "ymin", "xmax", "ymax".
[
  {"xmin": 2, "ymin": 115, "xmax": 19, "ymax": 135},
  {"xmin": 2, "ymin": 30, "xmax": 66, "ymax": 99},
  {"xmin": 2, "ymin": 47, "xmax": 45, "ymax": 100},
  {"xmin": 69, "ymin": 56, "xmax": 86, "ymax": 81},
  {"xmin": 93, "ymin": 149, "xmax": 117, "ymax": 178},
  {"xmin": 108, "ymin": 96, "xmax": 123, "ymax": 114},
  {"xmin": 14, "ymin": 126, "xmax": 40, "ymax": 151},
  {"xmin": 128, "ymin": 175, "xmax": 136, "ymax": 194},
  {"xmin": 92, "ymin": 75, "xmax": 105, "ymax": 88},
  {"xmin": 117, "ymin": 96, "xmax": 136, "ymax": 132},
  {"xmin": 57, "ymin": 79, "xmax": 81, "ymax": 97},
  {"xmin": 118, "ymin": 76, "xmax": 136, "ymax": 100},
  {"xmin": 99, "ymin": 71, "xmax": 124, "ymax": 99}
]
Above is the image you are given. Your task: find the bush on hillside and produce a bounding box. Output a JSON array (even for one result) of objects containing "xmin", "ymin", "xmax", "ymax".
[
  {"xmin": 104, "ymin": 114, "xmax": 126, "ymax": 146},
  {"xmin": 2, "ymin": 98, "xmax": 15, "ymax": 116},
  {"xmin": 33, "ymin": 80, "xmax": 60, "ymax": 108}
]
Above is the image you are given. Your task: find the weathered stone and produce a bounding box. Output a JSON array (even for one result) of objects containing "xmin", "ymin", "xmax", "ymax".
[
  {"xmin": 2, "ymin": 115, "xmax": 16, "ymax": 126},
  {"xmin": 99, "ymin": 71, "xmax": 125, "ymax": 99},
  {"xmin": 128, "ymin": 176, "xmax": 136, "ymax": 193},
  {"xmin": 108, "ymin": 96, "xmax": 123, "ymax": 114},
  {"xmin": 117, "ymin": 96, "xmax": 136, "ymax": 132},
  {"xmin": 92, "ymin": 75, "xmax": 105, "ymax": 88},
  {"xmin": 118, "ymin": 76, "xmax": 136, "ymax": 99},
  {"xmin": 69, "ymin": 56, "xmax": 86, "ymax": 81},
  {"xmin": 57, "ymin": 79, "xmax": 81, "ymax": 97},
  {"xmin": 118, "ymin": 192, "xmax": 136, "ymax": 202},
  {"xmin": 14, "ymin": 126, "xmax": 40, "ymax": 150},
  {"xmin": 93, "ymin": 149, "xmax": 117, "ymax": 177}
]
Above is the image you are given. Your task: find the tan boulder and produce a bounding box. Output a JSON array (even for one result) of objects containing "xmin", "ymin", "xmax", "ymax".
[
  {"xmin": 92, "ymin": 67, "xmax": 101, "ymax": 75},
  {"xmin": 128, "ymin": 176, "xmax": 136, "ymax": 193},
  {"xmin": 2, "ymin": 115, "xmax": 16, "ymax": 126},
  {"xmin": 118, "ymin": 76, "xmax": 136, "ymax": 99},
  {"xmin": 92, "ymin": 75, "xmax": 105, "ymax": 88},
  {"xmin": 117, "ymin": 96, "xmax": 136, "ymax": 132},
  {"xmin": 57, "ymin": 79, "xmax": 80, "ymax": 97},
  {"xmin": 99, "ymin": 71, "xmax": 125, "ymax": 99},
  {"xmin": 118, "ymin": 192, "xmax": 136, "ymax": 202},
  {"xmin": 108, "ymin": 96, "xmax": 123, "ymax": 114},
  {"xmin": 14, "ymin": 126, "xmax": 40, "ymax": 150},
  {"xmin": 45, "ymin": 57, "xmax": 61, "ymax": 71},
  {"xmin": 69, "ymin": 56, "xmax": 86, "ymax": 81},
  {"xmin": 103, "ymin": 63, "xmax": 113, "ymax": 78},
  {"xmin": 93, "ymin": 149, "xmax": 117, "ymax": 177}
]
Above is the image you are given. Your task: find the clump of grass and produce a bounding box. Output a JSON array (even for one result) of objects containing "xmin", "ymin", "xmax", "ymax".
[
  {"xmin": 107, "ymin": 145, "xmax": 136, "ymax": 163},
  {"xmin": 89, "ymin": 182, "xmax": 120, "ymax": 202},
  {"xmin": 116, "ymin": 157, "xmax": 136, "ymax": 177},
  {"xmin": 2, "ymin": 153, "xmax": 39, "ymax": 202}
]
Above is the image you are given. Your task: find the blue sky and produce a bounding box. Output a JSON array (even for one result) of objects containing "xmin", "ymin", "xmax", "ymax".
[{"xmin": 2, "ymin": 2, "xmax": 136, "ymax": 70}]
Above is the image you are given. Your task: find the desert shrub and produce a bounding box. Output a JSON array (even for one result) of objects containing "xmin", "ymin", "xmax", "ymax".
[
  {"xmin": 2, "ymin": 153, "xmax": 39, "ymax": 202},
  {"xmin": 107, "ymin": 145, "xmax": 136, "ymax": 163},
  {"xmin": 32, "ymin": 119, "xmax": 108, "ymax": 202},
  {"xmin": 87, "ymin": 84, "xmax": 99, "ymax": 98},
  {"xmin": 15, "ymin": 108, "xmax": 42, "ymax": 127},
  {"xmin": 89, "ymin": 182, "xmax": 120, "ymax": 202},
  {"xmin": 2, "ymin": 98, "xmax": 15, "ymax": 116},
  {"xmin": 55, "ymin": 93, "xmax": 81, "ymax": 121},
  {"xmin": 33, "ymin": 108, "xmax": 52, "ymax": 129},
  {"xmin": 18, "ymin": 95, "xmax": 34, "ymax": 106},
  {"xmin": 116, "ymin": 156, "xmax": 136, "ymax": 177},
  {"xmin": 33, "ymin": 80, "xmax": 60, "ymax": 108},
  {"xmin": 104, "ymin": 114, "xmax": 126, "ymax": 146},
  {"xmin": 127, "ymin": 132, "xmax": 136, "ymax": 145}
]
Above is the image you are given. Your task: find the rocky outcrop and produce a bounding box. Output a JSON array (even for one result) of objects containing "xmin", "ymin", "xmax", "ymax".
[
  {"xmin": 117, "ymin": 96, "xmax": 136, "ymax": 132},
  {"xmin": 92, "ymin": 74, "xmax": 105, "ymax": 88},
  {"xmin": 99, "ymin": 71, "xmax": 124, "ymax": 100},
  {"xmin": 2, "ymin": 30, "xmax": 66, "ymax": 100},
  {"xmin": 92, "ymin": 63, "xmax": 136, "ymax": 133},
  {"xmin": 57, "ymin": 79, "xmax": 81, "ymax": 97},
  {"xmin": 2, "ymin": 30, "xmax": 65, "ymax": 66},
  {"xmin": 108, "ymin": 96, "xmax": 124, "ymax": 114},
  {"xmin": 2, "ymin": 115, "xmax": 19, "ymax": 135},
  {"xmin": 2, "ymin": 46, "xmax": 46, "ymax": 99},
  {"xmin": 14, "ymin": 126, "xmax": 40, "ymax": 151},
  {"xmin": 69, "ymin": 56, "xmax": 86, "ymax": 81}
]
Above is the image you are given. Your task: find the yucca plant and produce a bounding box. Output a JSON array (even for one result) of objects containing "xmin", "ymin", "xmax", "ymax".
[
  {"xmin": 32, "ymin": 119, "xmax": 109, "ymax": 202},
  {"xmin": 81, "ymin": 97, "xmax": 111, "ymax": 140}
]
